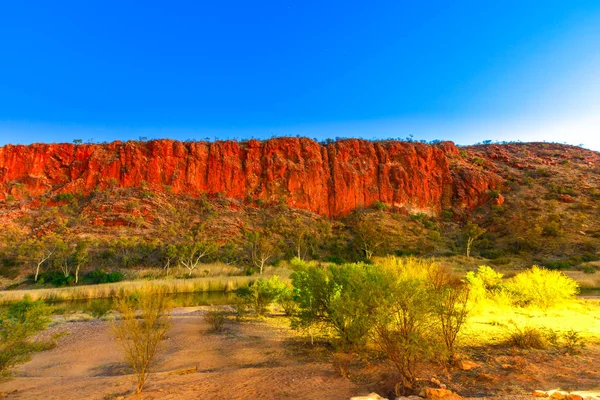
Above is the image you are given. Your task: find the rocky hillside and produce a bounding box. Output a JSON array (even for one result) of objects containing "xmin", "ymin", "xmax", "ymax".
[
  {"xmin": 0, "ymin": 138, "xmax": 501, "ymax": 217},
  {"xmin": 1, "ymin": 138, "xmax": 600, "ymax": 276}
]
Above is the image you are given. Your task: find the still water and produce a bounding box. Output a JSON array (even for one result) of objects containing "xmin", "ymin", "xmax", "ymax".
[{"xmin": 49, "ymin": 291, "xmax": 235, "ymax": 314}]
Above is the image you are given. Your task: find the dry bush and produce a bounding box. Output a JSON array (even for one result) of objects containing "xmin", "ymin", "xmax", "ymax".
[
  {"xmin": 434, "ymin": 280, "xmax": 471, "ymax": 361},
  {"xmin": 204, "ymin": 306, "xmax": 227, "ymax": 333},
  {"xmin": 503, "ymin": 324, "xmax": 549, "ymax": 349},
  {"xmin": 332, "ymin": 352, "xmax": 353, "ymax": 378},
  {"xmin": 111, "ymin": 286, "xmax": 172, "ymax": 393}
]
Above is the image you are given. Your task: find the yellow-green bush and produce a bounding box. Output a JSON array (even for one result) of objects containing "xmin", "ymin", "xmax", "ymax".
[{"xmin": 505, "ymin": 266, "xmax": 579, "ymax": 309}]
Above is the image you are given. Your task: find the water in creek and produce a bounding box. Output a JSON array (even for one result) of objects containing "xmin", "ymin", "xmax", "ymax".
[{"xmin": 49, "ymin": 291, "xmax": 235, "ymax": 314}]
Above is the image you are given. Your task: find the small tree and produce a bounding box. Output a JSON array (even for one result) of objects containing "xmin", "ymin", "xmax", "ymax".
[
  {"xmin": 24, "ymin": 236, "xmax": 58, "ymax": 283},
  {"xmin": 177, "ymin": 240, "xmax": 217, "ymax": 276},
  {"xmin": 52, "ymin": 239, "xmax": 89, "ymax": 284},
  {"xmin": 291, "ymin": 261, "xmax": 380, "ymax": 348},
  {"xmin": 432, "ymin": 279, "xmax": 471, "ymax": 362},
  {"xmin": 247, "ymin": 231, "xmax": 278, "ymax": 274},
  {"xmin": 463, "ymin": 222, "xmax": 486, "ymax": 258},
  {"xmin": 353, "ymin": 216, "xmax": 385, "ymax": 260},
  {"xmin": 372, "ymin": 278, "xmax": 437, "ymax": 392},
  {"xmin": 72, "ymin": 241, "xmax": 89, "ymax": 284},
  {"xmin": 112, "ymin": 287, "xmax": 172, "ymax": 393},
  {"xmin": 54, "ymin": 240, "xmax": 74, "ymax": 279},
  {"xmin": 284, "ymin": 219, "xmax": 310, "ymax": 260},
  {"xmin": 161, "ymin": 244, "xmax": 177, "ymax": 275}
]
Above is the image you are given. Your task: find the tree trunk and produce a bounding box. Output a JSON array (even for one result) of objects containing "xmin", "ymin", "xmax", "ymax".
[
  {"xmin": 35, "ymin": 262, "xmax": 42, "ymax": 282},
  {"xmin": 466, "ymin": 237, "xmax": 474, "ymax": 258},
  {"xmin": 259, "ymin": 260, "xmax": 264, "ymax": 275}
]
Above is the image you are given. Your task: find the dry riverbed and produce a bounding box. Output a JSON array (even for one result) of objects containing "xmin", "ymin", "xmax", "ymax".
[{"xmin": 0, "ymin": 307, "xmax": 599, "ymax": 400}]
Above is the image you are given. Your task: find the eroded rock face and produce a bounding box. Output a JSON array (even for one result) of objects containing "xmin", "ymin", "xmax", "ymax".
[{"xmin": 0, "ymin": 138, "xmax": 502, "ymax": 216}]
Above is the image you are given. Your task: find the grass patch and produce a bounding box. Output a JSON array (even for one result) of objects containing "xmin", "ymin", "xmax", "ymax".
[
  {"xmin": 462, "ymin": 298, "xmax": 600, "ymax": 348},
  {"xmin": 0, "ymin": 275, "xmax": 269, "ymax": 303}
]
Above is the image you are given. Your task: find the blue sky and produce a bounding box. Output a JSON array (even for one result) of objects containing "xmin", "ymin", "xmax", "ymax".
[{"xmin": 1, "ymin": 1, "xmax": 599, "ymax": 149}]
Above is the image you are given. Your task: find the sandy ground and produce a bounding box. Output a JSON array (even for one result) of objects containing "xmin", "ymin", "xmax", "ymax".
[
  {"xmin": 0, "ymin": 308, "xmax": 358, "ymax": 400},
  {"xmin": 1, "ymin": 307, "xmax": 599, "ymax": 400}
]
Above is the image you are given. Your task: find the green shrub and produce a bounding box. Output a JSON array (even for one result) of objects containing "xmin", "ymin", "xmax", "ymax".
[
  {"xmin": 562, "ymin": 329, "xmax": 585, "ymax": 354},
  {"xmin": 234, "ymin": 276, "xmax": 285, "ymax": 316},
  {"xmin": 53, "ymin": 193, "xmax": 75, "ymax": 203},
  {"xmin": 480, "ymin": 249, "xmax": 504, "ymax": 260},
  {"xmin": 373, "ymin": 200, "xmax": 388, "ymax": 211},
  {"xmin": 276, "ymin": 285, "xmax": 297, "ymax": 316},
  {"xmin": 465, "ymin": 265, "xmax": 505, "ymax": 307},
  {"xmin": 323, "ymin": 256, "xmax": 347, "ymax": 265},
  {"xmin": 291, "ymin": 261, "xmax": 381, "ymax": 348},
  {"xmin": 88, "ymin": 300, "xmax": 112, "ymax": 319},
  {"xmin": 429, "ymin": 273, "xmax": 471, "ymax": 362},
  {"xmin": 505, "ymin": 266, "xmax": 579, "ymax": 309},
  {"xmin": 410, "ymin": 212, "xmax": 429, "ymax": 223},
  {"xmin": 85, "ymin": 269, "xmax": 124, "ymax": 284},
  {"xmin": 86, "ymin": 269, "xmax": 109, "ymax": 284},
  {"xmin": 441, "ymin": 209, "xmax": 454, "ymax": 221},
  {"xmin": 544, "ymin": 260, "xmax": 572, "ymax": 270},
  {"xmin": 52, "ymin": 275, "xmax": 74, "ymax": 287},
  {"xmin": 489, "ymin": 190, "xmax": 500, "ymax": 200},
  {"xmin": 542, "ymin": 221, "xmax": 563, "ymax": 237},
  {"xmin": 107, "ymin": 271, "xmax": 124, "ymax": 283},
  {"xmin": 473, "ymin": 157, "xmax": 485, "ymax": 166},
  {"xmin": 0, "ymin": 297, "xmax": 52, "ymax": 374},
  {"xmin": 111, "ymin": 287, "xmax": 172, "ymax": 393},
  {"xmin": 370, "ymin": 263, "xmax": 439, "ymax": 390},
  {"xmin": 581, "ymin": 265, "xmax": 596, "ymax": 275}
]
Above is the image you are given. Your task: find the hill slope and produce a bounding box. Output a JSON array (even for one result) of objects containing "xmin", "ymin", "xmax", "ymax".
[{"xmin": 1, "ymin": 138, "xmax": 599, "ymax": 279}]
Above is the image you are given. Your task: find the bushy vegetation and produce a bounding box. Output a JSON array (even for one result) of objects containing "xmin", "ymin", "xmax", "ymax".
[
  {"xmin": 234, "ymin": 276, "xmax": 289, "ymax": 317},
  {"xmin": 503, "ymin": 324, "xmax": 551, "ymax": 349},
  {"xmin": 204, "ymin": 306, "xmax": 227, "ymax": 333},
  {"xmin": 84, "ymin": 269, "xmax": 124, "ymax": 284},
  {"xmin": 290, "ymin": 259, "xmax": 381, "ymax": 348},
  {"xmin": 0, "ymin": 296, "xmax": 52, "ymax": 374},
  {"xmin": 287, "ymin": 257, "xmax": 471, "ymax": 389},
  {"xmin": 504, "ymin": 266, "xmax": 579, "ymax": 309},
  {"xmin": 88, "ymin": 299, "xmax": 112, "ymax": 319},
  {"xmin": 272, "ymin": 258, "xmax": 582, "ymax": 392}
]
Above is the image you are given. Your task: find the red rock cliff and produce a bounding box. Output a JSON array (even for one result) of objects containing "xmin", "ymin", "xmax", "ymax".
[{"xmin": 0, "ymin": 138, "xmax": 501, "ymax": 216}]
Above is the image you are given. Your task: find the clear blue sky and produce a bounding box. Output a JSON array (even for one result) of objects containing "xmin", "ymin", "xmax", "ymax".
[{"xmin": 1, "ymin": 1, "xmax": 600, "ymax": 149}]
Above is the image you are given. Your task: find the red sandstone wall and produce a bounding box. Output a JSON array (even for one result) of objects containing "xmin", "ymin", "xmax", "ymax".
[{"xmin": 0, "ymin": 138, "xmax": 501, "ymax": 216}]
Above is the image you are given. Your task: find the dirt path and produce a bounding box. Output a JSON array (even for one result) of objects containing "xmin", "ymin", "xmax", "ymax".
[{"xmin": 0, "ymin": 307, "xmax": 358, "ymax": 399}]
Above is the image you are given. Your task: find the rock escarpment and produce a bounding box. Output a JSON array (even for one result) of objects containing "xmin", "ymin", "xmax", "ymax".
[{"xmin": 0, "ymin": 138, "xmax": 501, "ymax": 216}]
